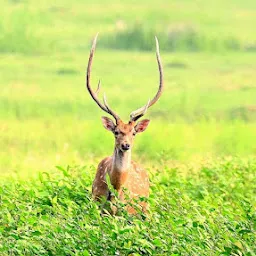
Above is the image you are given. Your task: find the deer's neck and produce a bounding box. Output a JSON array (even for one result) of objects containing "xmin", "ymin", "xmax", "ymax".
[
  {"xmin": 110, "ymin": 148, "xmax": 132, "ymax": 190},
  {"xmin": 112, "ymin": 148, "xmax": 131, "ymax": 172}
]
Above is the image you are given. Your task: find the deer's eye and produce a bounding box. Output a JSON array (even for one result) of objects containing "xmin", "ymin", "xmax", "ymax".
[
  {"xmin": 114, "ymin": 131, "xmax": 119, "ymax": 136},
  {"xmin": 133, "ymin": 132, "xmax": 136, "ymax": 136}
]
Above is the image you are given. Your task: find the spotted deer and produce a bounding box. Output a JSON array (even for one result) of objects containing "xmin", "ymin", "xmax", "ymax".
[{"xmin": 86, "ymin": 34, "xmax": 163, "ymax": 214}]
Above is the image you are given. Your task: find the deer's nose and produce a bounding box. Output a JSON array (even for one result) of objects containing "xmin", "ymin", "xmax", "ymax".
[{"xmin": 121, "ymin": 143, "xmax": 130, "ymax": 151}]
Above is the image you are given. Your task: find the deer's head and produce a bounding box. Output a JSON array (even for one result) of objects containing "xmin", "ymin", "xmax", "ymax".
[
  {"xmin": 86, "ymin": 34, "xmax": 163, "ymax": 152},
  {"xmin": 101, "ymin": 117, "xmax": 150, "ymax": 152}
]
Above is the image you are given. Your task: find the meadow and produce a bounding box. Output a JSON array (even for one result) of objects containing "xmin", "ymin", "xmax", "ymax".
[{"xmin": 0, "ymin": 0, "xmax": 256, "ymax": 255}]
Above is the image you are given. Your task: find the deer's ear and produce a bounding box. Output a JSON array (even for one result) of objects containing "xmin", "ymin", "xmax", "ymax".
[
  {"xmin": 135, "ymin": 119, "xmax": 150, "ymax": 133},
  {"xmin": 101, "ymin": 116, "xmax": 115, "ymax": 131}
]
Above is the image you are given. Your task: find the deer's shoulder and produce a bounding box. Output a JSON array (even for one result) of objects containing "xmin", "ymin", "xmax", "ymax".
[{"xmin": 97, "ymin": 156, "xmax": 112, "ymax": 169}]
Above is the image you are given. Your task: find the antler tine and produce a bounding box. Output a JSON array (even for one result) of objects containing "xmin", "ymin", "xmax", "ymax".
[
  {"xmin": 130, "ymin": 99, "xmax": 150, "ymax": 122},
  {"xmin": 86, "ymin": 34, "xmax": 120, "ymax": 122},
  {"xmin": 103, "ymin": 93, "xmax": 120, "ymax": 121},
  {"xmin": 130, "ymin": 36, "xmax": 164, "ymax": 122},
  {"xmin": 95, "ymin": 80, "xmax": 101, "ymax": 95}
]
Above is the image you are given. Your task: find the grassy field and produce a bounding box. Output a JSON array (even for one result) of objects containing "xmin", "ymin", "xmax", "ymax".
[
  {"xmin": 1, "ymin": 50, "xmax": 256, "ymax": 175},
  {"xmin": 0, "ymin": 0, "xmax": 256, "ymax": 255},
  {"xmin": 1, "ymin": 0, "xmax": 256, "ymax": 175}
]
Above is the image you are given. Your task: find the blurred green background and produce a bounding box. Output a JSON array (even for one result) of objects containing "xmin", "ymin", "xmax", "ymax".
[{"xmin": 1, "ymin": 0, "xmax": 256, "ymax": 176}]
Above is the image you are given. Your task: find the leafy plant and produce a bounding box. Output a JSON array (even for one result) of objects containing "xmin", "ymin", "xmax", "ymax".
[{"xmin": 0, "ymin": 158, "xmax": 255, "ymax": 255}]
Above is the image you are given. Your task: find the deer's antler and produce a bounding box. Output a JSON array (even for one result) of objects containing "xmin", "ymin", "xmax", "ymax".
[
  {"xmin": 129, "ymin": 37, "xmax": 164, "ymax": 122},
  {"xmin": 86, "ymin": 33, "xmax": 120, "ymax": 123}
]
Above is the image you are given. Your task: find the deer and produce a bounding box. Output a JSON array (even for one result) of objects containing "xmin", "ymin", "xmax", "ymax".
[{"xmin": 86, "ymin": 34, "xmax": 163, "ymax": 214}]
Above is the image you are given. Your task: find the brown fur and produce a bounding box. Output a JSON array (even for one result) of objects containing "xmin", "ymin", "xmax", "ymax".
[{"xmin": 92, "ymin": 120, "xmax": 150, "ymax": 214}]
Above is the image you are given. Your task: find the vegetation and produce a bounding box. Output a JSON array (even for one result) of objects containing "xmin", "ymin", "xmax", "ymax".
[
  {"xmin": 0, "ymin": 0, "xmax": 255, "ymax": 255},
  {"xmin": 1, "ymin": 158, "xmax": 255, "ymax": 255}
]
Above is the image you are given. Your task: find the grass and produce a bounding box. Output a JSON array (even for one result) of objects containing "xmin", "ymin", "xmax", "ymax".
[
  {"xmin": 99, "ymin": 24, "xmax": 245, "ymax": 52},
  {"xmin": 1, "ymin": 0, "xmax": 256, "ymax": 54},
  {"xmin": 1, "ymin": 51, "xmax": 256, "ymax": 175},
  {"xmin": 1, "ymin": 0, "xmax": 256, "ymax": 255},
  {"xmin": 1, "ymin": 118, "xmax": 256, "ymax": 177},
  {"xmin": 0, "ymin": 7, "xmax": 54, "ymax": 54},
  {"xmin": 0, "ymin": 158, "xmax": 255, "ymax": 255}
]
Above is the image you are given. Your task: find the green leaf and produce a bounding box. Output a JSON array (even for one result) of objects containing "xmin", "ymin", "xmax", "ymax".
[
  {"xmin": 56, "ymin": 166, "xmax": 70, "ymax": 177},
  {"xmin": 51, "ymin": 196, "xmax": 58, "ymax": 204},
  {"xmin": 31, "ymin": 231, "xmax": 42, "ymax": 236},
  {"xmin": 153, "ymin": 239, "xmax": 162, "ymax": 247},
  {"xmin": 82, "ymin": 250, "xmax": 90, "ymax": 256}
]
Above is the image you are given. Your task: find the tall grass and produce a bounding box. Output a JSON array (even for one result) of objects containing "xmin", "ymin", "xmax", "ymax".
[
  {"xmin": 0, "ymin": 8, "xmax": 54, "ymax": 54},
  {"xmin": 1, "ymin": 118, "xmax": 255, "ymax": 176},
  {"xmin": 99, "ymin": 24, "xmax": 253, "ymax": 52},
  {"xmin": 0, "ymin": 48, "xmax": 255, "ymax": 174},
  {"xmin": 1, "ymin": 0, "xmax": 256, "ymax": 53}
]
